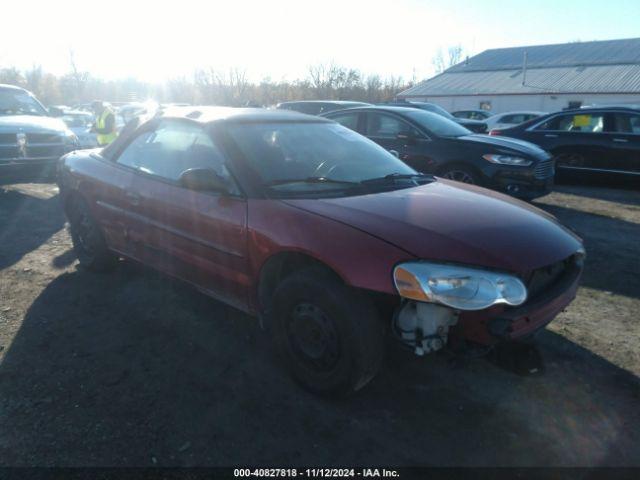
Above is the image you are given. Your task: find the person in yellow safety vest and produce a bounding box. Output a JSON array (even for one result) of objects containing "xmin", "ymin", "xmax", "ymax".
[{"xmin": 91, "ymin": 101, "xmax": 118, "ymax": 146}]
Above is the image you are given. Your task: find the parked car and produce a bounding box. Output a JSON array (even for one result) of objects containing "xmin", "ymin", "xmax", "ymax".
[
  {"xmin": 57, "ymin": 107, "xmax": 584, "ymax": 395},
  {"xmin": 276, "ymin": 100, "xmax": 371, "ymax": 116},
  {"xmin": 383, "ymin": 101, "xmax": 487, "ymax": 133},
  {"xmin": 61, "ymin": 110, "xmax": 98, "ymax": 148},
  {"xmin": 0, "ymin": 84, "xmax": 79, "ymax": 178},
  {"xmin": 323, "ymin": 106, "xmax": 554, "ymax": 199},
  {"xmin": 489, "ymin": 107, "xmax": 640, "ymax": 180},
  {"xmin": 485, "ymin": 111, "xmax": 547, "ymax": 132},
  {"xmin": 452, "ymin": 109, "xmax": 493, "ymax": 121}
]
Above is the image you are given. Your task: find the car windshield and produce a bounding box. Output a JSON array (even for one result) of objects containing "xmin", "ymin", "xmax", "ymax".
[
  {"xmin": 0, "ymin": 89, "xmax": 48, "ymax": 116},
  {"xmin": 403, "ymin": 110, "xmax": 472, "ymax": 137},
  {"xmin": 226, "ymin": 122, "xmax": 421, "ymax": 196}
]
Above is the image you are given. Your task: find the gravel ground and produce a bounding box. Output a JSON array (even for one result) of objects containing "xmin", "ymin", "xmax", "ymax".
[{"xmin": 0, "ymin": 181, "xmax": 638, "ymax": 467}]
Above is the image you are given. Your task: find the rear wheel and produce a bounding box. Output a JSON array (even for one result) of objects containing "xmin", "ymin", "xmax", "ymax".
[
  {"xmin": 68, "ymin": 197, "xmax": 116, "ymax": 272},
  {"xmin": 271, "ymin": 268, "xmax": 385, "ymax": 396}
]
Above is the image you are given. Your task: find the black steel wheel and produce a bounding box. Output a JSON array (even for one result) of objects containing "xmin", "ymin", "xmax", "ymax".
[
  {"xmin": 271, "ymin": 268, "xmax": 385, "ymax": 396},
  {"xmin": 440, "ymin": 167, "xmax": 477, "ymax": 184},
  {"xmin": 68, "ymin": 197, "xmax": 116, "ymax": 272}
]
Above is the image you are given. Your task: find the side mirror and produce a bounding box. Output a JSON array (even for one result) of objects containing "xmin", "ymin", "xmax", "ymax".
[{"xmin": 179, "ymin": 168, "xmax": 229, "ymax": 193}]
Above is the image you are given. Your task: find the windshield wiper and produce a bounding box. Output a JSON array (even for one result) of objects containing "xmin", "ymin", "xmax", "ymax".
[
  {"xmin": 266, "ymin": 177, "xmax": 360, "ymax": 187},
  {"xmin": 360, "ymin": 172, "xmax": 432, "ymax": 185}
]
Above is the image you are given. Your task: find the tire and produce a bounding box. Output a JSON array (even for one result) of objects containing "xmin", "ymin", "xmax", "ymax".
[
  {"xmin": 271, "ymin": 268, "xmax": 385, "ymax": 396},
  {"xmin": 67, "ymin": 197, "xmax": 116, "ymax": 272},
  {"xmin": 439, "ymin": 164, "xmax": 478, "ymax": 185}
]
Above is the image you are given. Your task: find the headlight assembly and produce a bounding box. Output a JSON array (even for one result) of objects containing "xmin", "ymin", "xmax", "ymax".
[
  {"xmin": 393, "ymin": 262, "xmax": 527, "ymax": 311},
  {"xmin": 482, "ymin": 154, "xmax": 532, "ymax": 166}
]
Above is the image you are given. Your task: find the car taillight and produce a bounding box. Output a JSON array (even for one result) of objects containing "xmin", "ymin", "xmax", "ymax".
[{"xmin": 489, "ymin": 129, "xmax": 503, "ymax": 136}]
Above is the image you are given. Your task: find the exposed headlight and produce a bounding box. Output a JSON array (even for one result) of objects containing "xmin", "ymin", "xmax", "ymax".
[
  {"xmin": 393, "ymin": 262, "xmax": 527, "ymax": 311},
  {"xmin": 482, "ymin": 154, "xmax": 532, "ymax": 166}
]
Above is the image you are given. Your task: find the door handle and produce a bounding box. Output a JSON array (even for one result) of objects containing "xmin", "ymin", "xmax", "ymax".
[
  {"xmin": 125, "ymin": 191, "xmax": 141, "ymax": 206},
  {"xmin": 612, "ymin": 138, "xmax": 628, "ymax": 143},
  {"xmin": 544, "ymin": 134, "xmax": 559, "ymax": 138}
]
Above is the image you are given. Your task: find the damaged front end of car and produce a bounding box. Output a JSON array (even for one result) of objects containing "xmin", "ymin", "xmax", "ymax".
[{"xmin": 390, "ymin": 248, "xmax": 586, "ymax": 356}]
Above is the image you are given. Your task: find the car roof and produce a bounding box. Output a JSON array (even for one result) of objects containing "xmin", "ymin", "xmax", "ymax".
[
  {"xmin": 0, "ymin": 83, "xmax": 28, "ymax": 92},
  {"xmin": 323, "ymin": 105, "xmax": 421, "ymax": 115},
  {"xmin": 491, "ymin": 110, "xmax": 547, "ymax": 116},
  {"xmin": 556, "ymin": 106, "xmax": 640, "ymax": 114},
  {"xmin": 278, "ymin": 100, "xmax": 369, "ymax": 105},
  {"xmin": 160, "ymin": 106, "xmax": 333, "ymax": 124}
]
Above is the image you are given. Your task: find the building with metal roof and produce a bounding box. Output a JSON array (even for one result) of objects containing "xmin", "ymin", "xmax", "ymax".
[{"xmin": 398, "ymin": 38, "xmax": 640, "ymax": 114}]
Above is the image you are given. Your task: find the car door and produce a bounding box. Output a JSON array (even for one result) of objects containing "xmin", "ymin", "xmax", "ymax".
[
  {"xmin": 362, "ymin": 112, "xmax": 434, "ymax": 172},
  {"xmin": 604, "ymin": 112, "xmax": 640, "ymax": 175},
  {"xmin": 74, "ymin": 149, "xmax": 138, "ymax": 256},
  {"xmin": 524, "ymin": 111, "xmax": 608, "ymax": 171},
  {"xmin": 114, "ymin": 119, "xmax": 250, "ymax": 310}
]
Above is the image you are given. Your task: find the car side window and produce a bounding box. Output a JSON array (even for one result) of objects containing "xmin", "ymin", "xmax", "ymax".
[
  {"xmin": 535, "ymin": 113, "xmax": 604, "ymax": 133},
  {"xmin": 366, "ymin": 113, "xmax": 420, "ymax": 138},
  {"xmin": 501, "ymin": 114, "xmax": 528, "ymax": 124},
  {"xmin": 330, "ymin": 112, "xmax": 360, "ymax": 131},
  {"xmin": 609, "ymin": 113, "xmax": 640, "ymax": 134},
  {"xmin": 116, "ymin": 121, "xmax": 236, "ymax": 188}
]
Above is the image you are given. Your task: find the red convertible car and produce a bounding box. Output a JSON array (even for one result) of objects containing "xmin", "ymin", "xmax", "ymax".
[{"xmin": 57, "ymin": 107, "xmax": 585, "ymax": 395}]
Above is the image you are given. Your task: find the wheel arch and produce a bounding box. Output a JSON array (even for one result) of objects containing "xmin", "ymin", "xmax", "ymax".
[
  {"xmin": 256, "ymin": 251, "xmax": 345, "ymax": 320},
  {"xmin": 62, "ymin": 189, "xmax": 88, "ymax": 220}
]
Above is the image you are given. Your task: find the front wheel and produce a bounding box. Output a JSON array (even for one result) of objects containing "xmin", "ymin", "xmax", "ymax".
[
  {"xmin": 439, "ymin": 165, "xmax": 478, "ymax": 184},
  {"xmin": 271, "ymin": 268, "xmax": 385, "ymax": 396},
  {"xmin": 68, "ymin": 197, "xmax": 116, "ymax": 272}
]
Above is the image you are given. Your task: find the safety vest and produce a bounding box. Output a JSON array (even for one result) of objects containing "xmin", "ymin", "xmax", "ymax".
[{"xmin": 96, "ymin": 108, "xmax": 117, "ymax": 146}]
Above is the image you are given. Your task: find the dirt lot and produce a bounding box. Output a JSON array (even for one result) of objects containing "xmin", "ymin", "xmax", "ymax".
[{"xmin": 0, "ymin": 181, "xmax": 638, "ymax": 467}]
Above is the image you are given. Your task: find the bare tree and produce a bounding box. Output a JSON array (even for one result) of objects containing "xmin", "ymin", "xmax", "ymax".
[
  {"xmin": 308, "ymin": 63, "xmax": 361, "ymax": 99},
  {"xmin": 432, "ymin": 44, "xmax": 465, "ymax": 74},
  {"xmin": 0, "ymin": 67, "xmax": 25, "ymax": 86},
  {"xmin": 68, "ymin": 48, "xmax": 89, "ymax": 102},
  {"xmin": 0, "ymin": 63, "xmax": 415, "ymax": 107}
]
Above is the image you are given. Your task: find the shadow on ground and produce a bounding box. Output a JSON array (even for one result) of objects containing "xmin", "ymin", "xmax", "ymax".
[
  {"xmin": 0, "ymin": 264, "xmax": 638, "ymax": 467},
  {"xmin": 0, "ymin": 188, "xmax": 65, "ymax": 270},
  {"xmin": 556, "ymin": 173, "xmax": 639, "ymax": 197}
]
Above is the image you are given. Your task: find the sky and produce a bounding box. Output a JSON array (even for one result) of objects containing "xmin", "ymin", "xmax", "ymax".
[{"xmin": 1, "ymin": 0, "xmax": 639, "ymax": 83}]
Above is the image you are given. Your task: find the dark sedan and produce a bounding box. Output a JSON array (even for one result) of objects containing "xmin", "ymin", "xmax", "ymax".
[
  {"xmin": 382, "ymin": 101, "xmax": 487, "ymax": 133},
  {"xmin": 323, "ymin": 106, "xmax": 554, "ymax": 199},
  {"xmin": 490, "ymin": 107, "xmax": 640, "ymax": 181}
]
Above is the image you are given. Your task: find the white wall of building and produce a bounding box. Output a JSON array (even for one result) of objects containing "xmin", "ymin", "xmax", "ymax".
[{"xmin": 406, "ymin": 93, "xmax": 640, "ymax": 114}]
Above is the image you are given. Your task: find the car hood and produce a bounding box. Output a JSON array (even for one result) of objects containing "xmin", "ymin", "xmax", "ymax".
[
  {"xmin": 283, "ymin": 180, "xmax": 581, "ymax": 274},
  {"xmin": 0, "ymin": 115, "xmax": 68, "ymax": 134},
  {"xmin": 457, "ymin": 134, "xmax": 549, "ymax": 157}
]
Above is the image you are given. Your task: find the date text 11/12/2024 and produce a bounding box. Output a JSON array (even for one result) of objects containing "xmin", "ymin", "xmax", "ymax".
[{"xmin": 233, "ymin": 468, "xmax": 400, "ymax": 478}]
